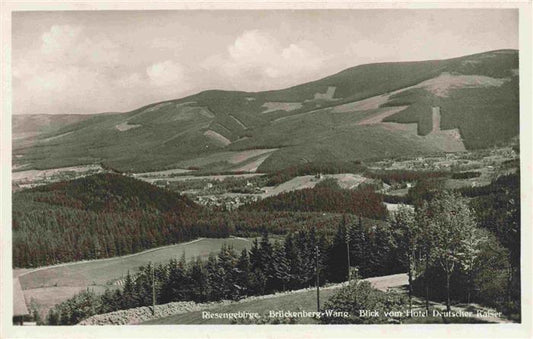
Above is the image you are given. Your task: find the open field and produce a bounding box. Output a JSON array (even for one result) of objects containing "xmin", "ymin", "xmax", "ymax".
[
  {"xmin": 204, "ymin": 129, "xmax": 232, "ymax": 146},
  {"xmin": 261, "ymin": 102, "xmax": 303, "ymax": 114},
  {"xmin": 15, "ymin": 237, "xmax": 255, "ymax": 318},
  {"xmin": 17, "ymin": 237, "xmax": 254, "ymax": 289},
  {"xmin": 261, "ymin": 175, "xmax": 319, "ymax": 197},
  {"xmin": 115, "ymin": 122, "xmax": 141, "ymax": 132},
  {"xmin": 231, "ymin": 153, "xmax": 275, "ymax": 172},
  {"xmin": 357, "ymin": 106, "xmax": 409, "ymax": 125},
  {"xmin": 261, "ymin": 174, "xmax": 370, "ymax": 197},
  {"xmin": 12, "ymin": 164, "xmax": 104, "ymax": 190},
  {"xmin": 12, "ymin": 164, "xmax": 103, "ymax": 180},
  {"xmin": 328, "ymin": 173, "xmax": 369, "ymax": 189},
  {"xmin": 414, "ymin": 72, "xmax": 510, "ymax": 97},
  {"xmin": 151, "ymin": 149, "xmax": 278, "ymax": 173},
  {"xmin": 24, "ymin": 285, "xmax": 113, "ymax": 321}
]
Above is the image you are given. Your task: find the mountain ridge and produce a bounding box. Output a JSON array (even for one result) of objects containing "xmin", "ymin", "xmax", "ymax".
[{"xmin": 13, "ymin": 49, "xmax": 519, "ymax": 173}]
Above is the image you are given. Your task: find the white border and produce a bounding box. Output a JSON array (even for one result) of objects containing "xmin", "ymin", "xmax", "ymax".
[{"xmin": 1, "ymin": 1, "xmax": 531, "ymax": 338}]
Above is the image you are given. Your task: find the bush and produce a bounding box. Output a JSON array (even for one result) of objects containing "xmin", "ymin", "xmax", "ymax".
[
  {"xmin": 411, "ymin": 232, "xmax": 512, "ymax": 314},
  {"xmin": 47, "ymin": 289, "xmax": 103, "ymax": 325},
  {"xmin": 314, "ymin": 178, "xmax": 341, "ymax": 190},
  {"xmin": 451, "ymin": 171, "xmax": 481, "ymax": 179},
  {"xmin": 320, "ymin": 281, "xmax": 407, "ymax": 324}
]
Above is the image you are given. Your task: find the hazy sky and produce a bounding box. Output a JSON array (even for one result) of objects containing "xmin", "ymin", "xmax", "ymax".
[{"xmin": 12, "ymin": 9, "xmax": 518, "ymax": 115}]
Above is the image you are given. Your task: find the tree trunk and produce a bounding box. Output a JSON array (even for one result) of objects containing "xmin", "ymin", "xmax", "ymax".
[
  {"xmin": 467, "ymin": 272, "xmax": 471, "ymax": 304},
  {"xmin": 408, "ymin": 259, "xmax": 413, "ymax": 315},
  {"xmin": 509, "ymin": 264, "xmax": 514, "ymax": 303},
  {"xmin": 425, "ymin": 252, "xmax": 429, "ymax": 312},
  {"xmin": 446, "ymin": 271, "xmax": 451, "ymax": 312}
]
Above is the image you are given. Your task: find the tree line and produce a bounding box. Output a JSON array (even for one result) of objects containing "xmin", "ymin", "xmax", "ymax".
[
  {"xmin": 391, "ymin": 190, "xmax": 519, "ymax": 320},
  {"xmin": 13, "ymin": 206, "xmax": 359, "ymax": 267},
  {"xmin": 47, "ymin": 187, "xmax": 519, "ymax": 325},
  {"xmin": 13, "ymin": 173, "xmax": 388, "ymax": 267},
  {"xmin": 262, "ymin": 161, "xmax": 367, "ymax": 186},
  {"xmin": 46, "ymin": 216, "xmax": 404, "ymax": 325},
  {"xmin": 241, "ymin": 185, "xmax": 388, "ymax": 220}
]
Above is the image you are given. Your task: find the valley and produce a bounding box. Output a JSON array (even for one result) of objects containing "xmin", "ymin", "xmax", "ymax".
[
  {"xmin": 10, "ymin": 49, "xmax": 521, "ymax": 326},
  {"xmin": 12, "ymin": 142, "xmax": 519, "ymax": 324}
]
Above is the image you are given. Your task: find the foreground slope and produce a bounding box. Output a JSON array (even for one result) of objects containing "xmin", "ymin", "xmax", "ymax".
[{"xmin": 13, "ymin": 50, "xmax": 518, "ymax": 172}]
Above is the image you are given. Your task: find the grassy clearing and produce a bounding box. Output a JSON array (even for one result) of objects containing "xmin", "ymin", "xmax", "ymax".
[
  {"xmin": 24, "ymin": 285, "xmax": 113, "ymax": 321},
  {"xmin": 16, "ymin": 237, "xmax": 255, "ymax": 321},
  {"xmin": 382, "ymin": 78, "xmax": 518, "ymax": 149},
  {"xmin": 17, "ymin": 237, "xmax": 254, "ymax": 290}
]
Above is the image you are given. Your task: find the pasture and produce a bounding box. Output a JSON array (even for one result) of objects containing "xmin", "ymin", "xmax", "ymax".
[{"xmin": 16, "ymin": 237, "xmax": 255, "ymax": 319}]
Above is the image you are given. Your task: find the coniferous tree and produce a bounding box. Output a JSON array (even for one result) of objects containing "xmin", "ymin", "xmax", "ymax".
[
  {"xmin": 217, "ymin": 245, "xmax": 239, "ymax": 300},
  {"xmin": 258, "ymin": 232, "xmax": 275, "ymax": 291},
  {"xmin": 317, "ymin": 232, "xmax": 329, "ymax": 285},
  {"xmin": 295, "ymin": 230, "xmax": 314, "ymax": 286},
  {"xmin": 235, "ymin": 249, "xmax": 251, "ymax": 297},
  {"xmin": 187, "ymin": 257, "xmax": 208, "ymax": 302},
  {"xmin": 133, "ymin": 263, "xmax": 154, "ymax": 306},
  {"xmin": 248, "ymin": 238, "xmax": 267, "ymax": 295},
  {"xmin": 160, "ymin": 258, "xmax": 186, "ymax": 303},
  {"xmin": 348, "ymin": 216, "xmax": 367, "ymax": 276},
  {"xmin": 122, "ymin": 271, "xmax": 136, "ymax": 309},
  {"xmin": 249, "ymin": 239, "xmax": 262, "ymax": 271},
  {"xmin": 206, "ymin": 253, "xmax": 224, "ymax": 300},
  {"xmin": 272, "ymin": 241, "xmax": 291, "ymax": 291},
  {"xmin": 283, "ymin": 233, "xmax": 300, "ymax": 289},
  {"xmin": 367, "ymin": 223, "xmax": 396, "ymax": 276},
  {"xmin": 327, "ymin": 222, "xmax": 348, "ymax": 283}
]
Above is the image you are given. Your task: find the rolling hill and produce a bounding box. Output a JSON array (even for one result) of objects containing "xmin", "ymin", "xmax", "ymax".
[
  {"xmin": 12, "ymin": 114, "xmax": 98, "ymax": 141},
  {"xmin": 12, "ymin": 50, "xmax": 519, "ymax": 173},
  {"xmin": 12, "ymin": 173, "xmax": 205, "ymax": 267}
]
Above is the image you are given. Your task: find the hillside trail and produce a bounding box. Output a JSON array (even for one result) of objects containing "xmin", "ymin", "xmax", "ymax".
[
  {"xmin": 332, "ymin": 273, "xmax": 511, "ymax": 324},
  {"xmin": 382, "ymin": 279, "xmax": 512, "ymax": 324},
  {"xmin": 407, "ymin": 297, "xmax": 513, "ymax": 324},
  {"xmin": 79, "ymin": 272, "xmax": 513, "ymax": 325},
  {"xmin": 80, "ymin": 273, "xmax": 409, "ymax": 325}
]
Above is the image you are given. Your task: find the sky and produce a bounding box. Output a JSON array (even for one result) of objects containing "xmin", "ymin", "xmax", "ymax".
[{"xmin": 12, "ymin": 9, "xmax": 518, "ymax": 115}]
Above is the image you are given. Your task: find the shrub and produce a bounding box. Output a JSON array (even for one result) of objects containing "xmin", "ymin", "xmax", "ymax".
[
  {"xmin": 451, "ymin": 171, "xmax": 481, "ymax": 179},
  {"xmin": 320, "ymin": 281, "xmax": 407, "ymax": 324}
]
